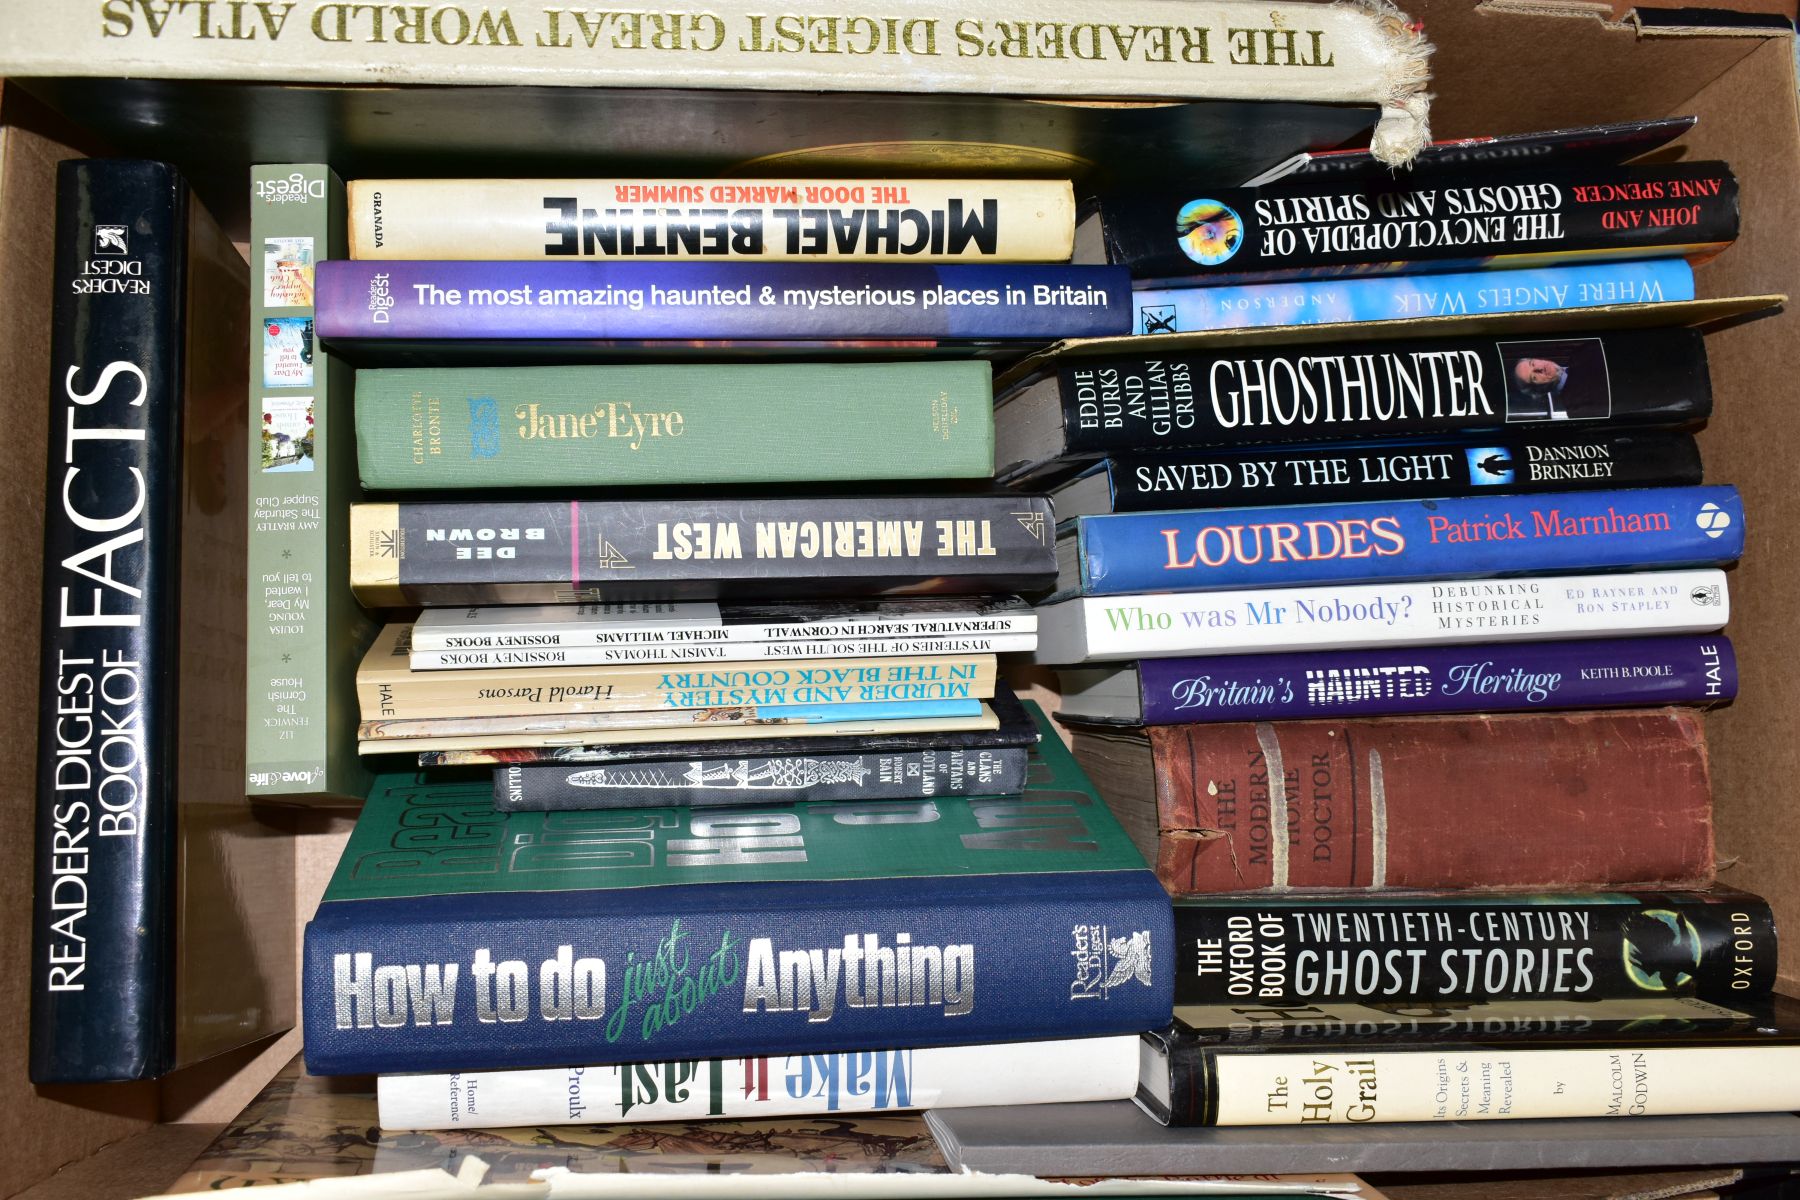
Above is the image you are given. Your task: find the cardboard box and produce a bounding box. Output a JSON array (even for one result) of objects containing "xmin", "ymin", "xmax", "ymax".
[{"xmin": 1, "ymin": 1, "xmax": 1799, "ymax": 1192}]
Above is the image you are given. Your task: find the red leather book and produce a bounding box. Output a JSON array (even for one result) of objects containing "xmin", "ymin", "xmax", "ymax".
[{"xmin": 1084, "ymin": 709, "xmax": 1714, "ymax": 895}]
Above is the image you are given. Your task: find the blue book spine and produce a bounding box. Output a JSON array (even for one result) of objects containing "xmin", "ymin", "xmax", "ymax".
[
  {"xmin": 302, "ymin": 872, "xmax": 1174, "ymax": 1075},
  {"xmin": 1130, "ymin": 260, "xmax": 1695, "ymax": 333},
  {"xmin": 315, "ymin": 262, "xmax": 1132, "ymax": 340},
  {"xmin": 1132, "ymin": 635, "xmax": 1737, "ymax": 723},
  {"xmin": 1067, "ymin": 485, "xmax": 1743, "ymax": 596},
  {"xmin": 762, "ymin": 698, "xmax": 982, "ymax": 721}
]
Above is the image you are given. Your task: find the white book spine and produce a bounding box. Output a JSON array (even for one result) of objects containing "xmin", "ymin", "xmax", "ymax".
[
  {"xmin": 348, "ymin": 178, "xmax": 1075, "ymax": 261},
  {"xmin": 1034, "ymin": 570, "xmax": 1730, "ymax": 663},
  {"xmin": 378, "ymin": 1036, "xmax": 1138, "ymax": 1130},
  {"xmin": 410, "ymin": 613, "xmax": 1038, "ymax": 650},
  {"xmin": 1207, "ymin": 1044, "xmax": 1800, "ymax": 1125},
  {"xmin": 411, "ymin": 633, "xmax": 1037, "ymax": 669}
]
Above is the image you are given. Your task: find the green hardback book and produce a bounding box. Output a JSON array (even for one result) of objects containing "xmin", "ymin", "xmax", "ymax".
[
  {"xmin": 301, "ymin": 703, "xmax": 1174, "ymax": 1075},
  {"xmin": 245, "ymin": 165, "xmax": 376, "ymax": 803},
  {"xmin": 353, "ymin": 362, "xmax": 994, "ymax": 489}
]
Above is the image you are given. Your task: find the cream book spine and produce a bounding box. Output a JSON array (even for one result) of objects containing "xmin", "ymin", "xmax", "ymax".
[
  {"xmin": 350, "ymin": 178, "xmax": 1075, "ymax": 261},
  {"xmin": 1, "ymin": 0, "xmax": 1431, "ymax": 161}
]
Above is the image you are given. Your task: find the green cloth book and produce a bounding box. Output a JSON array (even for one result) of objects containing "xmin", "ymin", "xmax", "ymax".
[{"xmin": 353, "ymin": 362, "xmax": 994, "ymax": 488}]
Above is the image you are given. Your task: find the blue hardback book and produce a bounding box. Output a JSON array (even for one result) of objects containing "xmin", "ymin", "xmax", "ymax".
[
  {"xmin": 302, "ymin": 704, "xmax": 1173, "ymax": 1076},
  {"xmin": 1055, "ymin": 485, "xmax": 1743, "ymax": 598},
  {"xmin": 315, "ymin": 261, "xmax": 1132, "ymax": 342},
  {"xmin": 1130, "ymin": 260, "xmax": 1695, "ymax": 333}
]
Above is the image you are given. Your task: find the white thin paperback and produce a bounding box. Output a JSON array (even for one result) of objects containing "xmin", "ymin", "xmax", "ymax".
[
  {"xmin": 411, "ymin": 601, "xmax": 1037, "ymax": 651},
  {"xmin": 1032, "ymin": 569, "xmax": 1730, "ymax": 663},
  {"xmin": 411, "ymin": 633, "xmax": 1038, "ymax": 670},
  {"xmin": 1207, "ymin": 1044, "xmax": 1800, "ymax": 1125},
  {"xmin": 377, "ymin": 1036, "xmax": 1138, "ymax": 1130},
  {"xmin": 359, "ymin": 707, "xmax": 1002, "ymax": 756}
]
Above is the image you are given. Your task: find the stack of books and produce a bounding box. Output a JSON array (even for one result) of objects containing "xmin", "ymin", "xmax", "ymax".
[
  {"xmin": 1003, "ymin": 126, "xmax": 1800, "ymax": 1128},
  {"xmin": 295, "ymin": 172, "xmax": 1183, "ymax": 1130}
]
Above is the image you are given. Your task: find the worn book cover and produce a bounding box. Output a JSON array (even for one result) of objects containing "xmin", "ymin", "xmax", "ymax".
[{"xmin": 1075, "ymin": 709, "xmax": 1715, "ymax": 894}]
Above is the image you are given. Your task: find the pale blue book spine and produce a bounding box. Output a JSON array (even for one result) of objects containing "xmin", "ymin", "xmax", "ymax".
[{"xmin": 1130, "ymin": 260, "xmax": 1696, "ymax": 334}]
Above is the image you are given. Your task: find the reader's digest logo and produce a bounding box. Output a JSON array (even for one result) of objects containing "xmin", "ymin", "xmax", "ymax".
[
  {"xmin": 1070, "ymin": 924, "xmax": 1154, "ymax": 1000},
  {"xmin": 94, "ymin": 225, "xmax": 129, "ymax": 256}
]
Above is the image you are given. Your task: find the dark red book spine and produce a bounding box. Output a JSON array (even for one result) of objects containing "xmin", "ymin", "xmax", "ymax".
[{"xmin": 1148, "ymin": 709, "xmax": 1713, "ymax": 894}]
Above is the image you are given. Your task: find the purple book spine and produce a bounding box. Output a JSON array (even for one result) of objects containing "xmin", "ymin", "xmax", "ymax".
[
  {"xmin": 1135, "ymin": 635, "xmax": 1736, "ymax": 723},
  {"xmin": 314, "ymin": 261, "xmax": 1131, "ymax": 339}
]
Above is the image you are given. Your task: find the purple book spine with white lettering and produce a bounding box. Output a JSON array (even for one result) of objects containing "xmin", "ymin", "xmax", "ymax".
[{"xmin": 1133, "ymin": 635, "xmax": 1736, "ymax": 723}]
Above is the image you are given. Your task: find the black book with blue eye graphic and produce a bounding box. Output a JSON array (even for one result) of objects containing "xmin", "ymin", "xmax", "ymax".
[{"xmin": 1076, "ymin": 162, "xmax": 1737, "ymax": 286}]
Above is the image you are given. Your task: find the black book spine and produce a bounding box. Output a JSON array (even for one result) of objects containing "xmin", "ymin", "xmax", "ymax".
[
  {"xmin": 1052, "ymin": 326, "xmax": 1710, "ymax": 458},
  {"xmin": 495, "ymin": 746, "xmax": 1032, "ymax": 810},
  {"xmin": 354, "ymin": 495, "xmax": 1057, "ymax": 606},
  {"xmin": 1173, "ymin": 894, "xmax": 1777, "ymax": 1008},
  {"xmin": 32, "ymin": 161, "xmax": 188, "ymax": 1083},
  {"xmin": 1097, "ymin": 430, "xmax": 1702, "ymax": 511},
  {"xmin": 1093, "ymin": 161, "xmax": 1738, "ymax": 284}
]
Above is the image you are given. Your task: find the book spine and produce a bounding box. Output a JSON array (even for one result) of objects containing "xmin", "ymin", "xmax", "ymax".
[
  {"xmin": 1130, "ymin": 260, "xmax": 1696, "ymax": 333},
  {"xmin": 246, "ymin": 165, "xmax": 375, "ymax": 803},
  {"xmin": 315, "ymin": 261, "xmax": 1132, "ymax": 341},
  {"xmin": 361, "ymin": 646, "xmax": 999, "ymax": 719},
  {"xmin": 412, "ymin": 611, "xmax": 1038, "ymax": 650},
  {"xmin": 378, "ymin": 1034, "xmax": 1139, "ymax": 1129},
  {"xmin": 1095, "ymin": 162, "xmax": 1738, "ymax": 285},
  {"xmin": 354, "ymin": 362, "xmax": 994, "ymax": 489},
  {"xmin": 401, "ymin": 707, "xmax": 1001, "ymax": 760},
  {"xmin": 414, "ymin": 688, "xmax": 1037, "ymax": 765},
  {"xmin": 5, "ymin": 2, "xmax": 1426, "ymax": 109},
  {"xmin": 1031, "ymin": 570, "xmax": 1731, "ymax": 664},
  {"xmin": 350, "ymin": 495, "xmax": 1057, "ymax": 606},
  {"xmin": 1144, "ymin": 711, "xmax": 1714, "ymax": 893},
  {"xmin": 32, "ymin": 160, "xmax": 186, "ymax": 1083},
  {"xmin": 1041, "ymin": 326, "xmax": 1711, "ymax": 462},
  {"xmin": 1173, "ymin": 894, "xmax": 1776, "ymax": 1006},
  {"xmin": 1095, "ymin": 432, "xmax": 1703, "ymax": 510},
  {"xmin": 350, "ymin": 179, "xmax": 1076, "ymax": 262},
  {"xmin": 1068, "ymin": 486, "xmax": 1743, "ymax": 598},
  {"xmin": 301, "ymin": 872, "xmax": 1175, "ymax": 1075},
  {"xmin": 412, "ymin": 634, "xmax": 1036, "ymax": 669},
  {"xmin": 1133, "ymin": 635, "xmax": 1735, "ymax": 722},
  {"xmin": 497, "ymin": 746, "xmax": 1033, "ymax": 810},
  {"xmin": 362, "ymin": 698, "xmax": 984, "ymax": 742},
  {"xmin": 1184, "ymin": 1044, "xmax": 1800, "ymax": 1126}
]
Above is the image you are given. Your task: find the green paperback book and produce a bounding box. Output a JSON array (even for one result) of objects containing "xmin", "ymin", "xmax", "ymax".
[
  {"xmin": 300, "ymin": 703, "xmax": 1174, "ymax": 1076},
  {"xmin": 353, "ymin": 362, "xmax": 994, "ymax": 489},
  {"xmin": 245, "ymin": 165, "xmax": 375, "ymax": 803}
]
